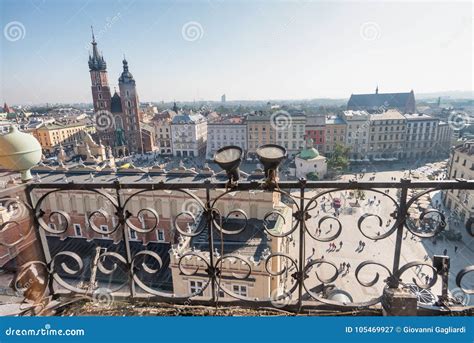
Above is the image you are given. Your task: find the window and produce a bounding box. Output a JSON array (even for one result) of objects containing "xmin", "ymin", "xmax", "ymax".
[
  {"xmin": 73, "ymin": 224, "xmax": 82, "ymax": 236},
  {"xmin": 129, "ymin": 228, "xmax": 137, "ymax": 240},
  {"xmin": 157, "ymin": 229, "xmax": 164, "ymax": 241},
  {"xmin": 100, "ymin": 225, "xmax": 109, "ymax": 236},
  {"xmin": 233, "ymin": 284, "xmax": 248, "ymax": 297},
  {"xmin": 189, "ymin": 280, "xmax": 203, "ymax": 294}
]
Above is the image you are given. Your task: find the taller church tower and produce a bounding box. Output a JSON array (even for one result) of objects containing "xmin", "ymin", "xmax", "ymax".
[
  {"xmin": 88, "ymin": 28, "xmax": 116, "ymax": 148},
  {"xmin": 88, "ymin": 28, "xmax": 112, "ymax": 113}
]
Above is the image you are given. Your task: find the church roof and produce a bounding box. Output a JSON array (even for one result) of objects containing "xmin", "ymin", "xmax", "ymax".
[{"xmin": 347, "ymin": 91, "xmax": 415, "ymax": 112}]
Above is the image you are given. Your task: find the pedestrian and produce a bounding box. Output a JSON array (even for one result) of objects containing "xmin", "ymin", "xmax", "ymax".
[
  {"xmin": 454, "ymin": 246, "xmax": 458, "ymax": 253},
  {"xmin": 346, "ymin": 263, "xmax": 351, "ymax": 271},
  {"xmin": 443, "ymin": 248, "xmax": 448, "ymax": 256},
  {"xmin": 339, "ymin": 241, "xmax": 343, "ymax": 249},
  {"xmin": 342, "ymin": 262, "xmax": 346, "ymax": 269},
  {"xmin": 312, "ymin": 247, "xmax": 315, "ymax": 255}
]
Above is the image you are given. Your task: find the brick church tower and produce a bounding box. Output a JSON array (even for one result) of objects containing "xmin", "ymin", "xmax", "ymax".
[
  {"xmin": 88, "ymin": 28, "xmax": 115, "ymax": 148},
  {"xmin": 118, "ymin": 58, "xmax": 143, "ymax": 154},
  {"xmin": 88, "ymin": 29, "xmax": 144, "ymax": 155}
]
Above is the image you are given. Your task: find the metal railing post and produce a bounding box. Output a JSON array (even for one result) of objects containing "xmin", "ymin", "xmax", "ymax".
[
  {"xmin": 115, "ymin": 180, "xmax": 136, "ymax": 298},
  {"xmin": 389, "ymin": 178, "xmax": 410, "ymax": 288},
  {"xmin": 205, "ymin": 183, "xmax": 216, "ymax": 302},
  {"xmin": 297, "ymin": 178, "xmax": 306, "ymax": 310}
]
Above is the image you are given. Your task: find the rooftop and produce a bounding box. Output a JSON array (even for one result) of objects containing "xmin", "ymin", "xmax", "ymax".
[{"xmin": 370, "ymin": 109, "xmax": 405, "ymax": 121}]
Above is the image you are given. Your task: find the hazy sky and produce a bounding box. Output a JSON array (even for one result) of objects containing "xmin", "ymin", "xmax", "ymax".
[{"xmin": 1, "ymin": 0, "xmax": 472, "ymax": 105}]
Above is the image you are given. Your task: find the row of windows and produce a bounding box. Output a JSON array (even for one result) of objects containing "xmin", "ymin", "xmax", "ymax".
[
  {"xmin": 370, "ymin": 134, "xmax": 405, "ymax": 141},
  {"xmin": 70, "ymin": 223, "xmax": 165, "ymax": 241},
  {"xmin": 189, "ymin": 280, "xmax": 248, "ymax": 297}
]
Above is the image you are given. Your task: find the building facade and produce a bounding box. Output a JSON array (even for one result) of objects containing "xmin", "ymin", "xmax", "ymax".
[
  {"xmin": 368, "ymin": 110, "xmax": 406, "ymax": 160},
  {"xmin": 437, "ymin": 121, "xmax": 453, "ymax": 156},
  {"xmin": 31, "ymin": 121, "xmax": 88, "ymax": 154},
  {"xmin": 275, "ymin": 111, "xmax": 306, "ymax": 157},
  {"xmin": 304, "ymin": 115, "xmax": 325, "ymax": 153},
  {"xmin": 341, "ymin": 110, "xmax": 370, "ymax": 161},
  {"xmin": 246, "ymin": 113, "xmax": 276, "ymax": 156},
  {"xmin": 444, "ymin": 141, "xmax": 474, "ymax": 225},
  {"xmin": 206, "ymin": 117, "xmax": 247, "ymax": 160},
  {"xmin": 171, "ymin": 113, "xmax": 207, "ymax": 157},
  {"xmin": 404, "ymin": 113, "xmax": 439, "ymax": 159},
  {"xmin": 324, "ymin": 115, "xmax": 346, "ymax": 157},
  {"xmin": 152, "ymin": 110, "xmax": 176, "ymax": 156}
]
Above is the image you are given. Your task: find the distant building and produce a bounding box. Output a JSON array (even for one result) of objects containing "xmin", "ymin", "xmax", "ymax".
[
  {"xmin": 31, "ymin": 121, "xmax": 89, "ymax": 154},
  {"xmin": 347, "ymin": 88, "xmax": 416, "ymax": 114},
  {"xmin": 140, "ymin": 122, "xmax": 157, "ymax": 153},
  {"xmin": 324, "ymin": 115, "xmax": 346, "ymax": 157},
  {"xmin": 152, "ymin": 110, "xmax": 176, "ymax": 155},
  {"xmin": 295, "ymin": 139, "xmax": 327, "ymax": 179},
  {"xmin": 404, "ymin": 113, "xmax": 439, "ymax": 159},
  {"xmin": 368, "ymin": 109, "xmax": 406, "ymax": 160},
  {"xmin": 341, "ymin": 110, "xmax": 370, "ymax": 161},
  {"xmin": 275, "ymin": 110, "xmax": 306, "ymax": 157},
  {"xmin": 437, "ymin": 121, "xmax": 453, "ymax": 155},
  {"xmin": 206, "ymin": 117, "xmax": 247, "ymax": 160},
  {"xmin": 246, "ymin": 113, "xmax": 276, "ymax": 156},
  {"xmin": 88, "ymin": 30, "xmax": 144, "ymax": 155},
  {"xmin": 221, "ymin": 94, "xmax": 226, "ymax": 103},
  {"xmin": 171, "ymin": 113, "xmax": 207, "ymax": 157},
  {"xmin": 305, "ymin": 115, "xmax": 325, "ymax": 153},
  {"xmin": 444, "ymin": 141, "xmax": 474, "ymax": 225}
]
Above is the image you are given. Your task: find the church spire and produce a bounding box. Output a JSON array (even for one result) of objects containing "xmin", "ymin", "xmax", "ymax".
[
  {"xmin": 88, "ymin": 26, "xmax": 107, "ymax": 71},
  {"xmin": 91, "ymin": 25, "xmax": 96, "ymax": 43}
]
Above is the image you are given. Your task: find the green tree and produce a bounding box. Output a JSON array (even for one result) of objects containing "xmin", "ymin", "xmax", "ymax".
[{"xmin": 327, "ymin": 143, "xmax": 350, "ymax": 172}]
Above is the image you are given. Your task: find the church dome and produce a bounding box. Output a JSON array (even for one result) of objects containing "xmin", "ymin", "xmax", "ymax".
[{"xmin": 299, "ymin": 147, "xmax": 320, "ymax": 160}]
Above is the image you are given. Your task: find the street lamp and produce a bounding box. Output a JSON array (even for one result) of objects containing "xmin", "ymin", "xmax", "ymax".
[
  {"xmin": 0, "ymin": 126, "xmax": 42, "ymax": 181},
  {"xmin": 213, "ymin": 145, "xmax": 243, "ymax": 184},
  {"xmin": 256, "ymin": 144, "xmax": 287, "ymax": 182}
]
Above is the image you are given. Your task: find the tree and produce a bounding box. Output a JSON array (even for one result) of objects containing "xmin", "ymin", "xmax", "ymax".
[
  {"xmin": 327, "ymin": 143, "xmax": 350, "ymax": 172},
  {"xmin": 306, "ymin": 172, "xmax": 319, "ymax": 181}
]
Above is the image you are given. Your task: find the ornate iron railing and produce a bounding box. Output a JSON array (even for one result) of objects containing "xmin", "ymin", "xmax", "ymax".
[{"xmin": 1, "ymin": 178, "xmax": 473, "ymax": 315}]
